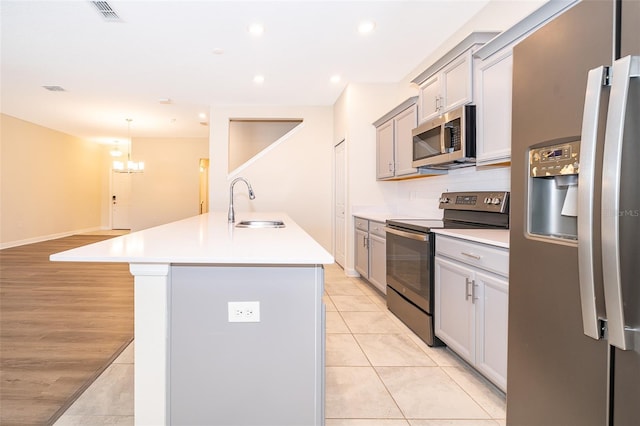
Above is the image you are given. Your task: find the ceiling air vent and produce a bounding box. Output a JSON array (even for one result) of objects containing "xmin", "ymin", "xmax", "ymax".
[
  {"xmin": 42, "ymin": 85, "xmax": 66, "ymax": 92},
  {"xmin": 90, "ymin": 1, "xmax": 122, "ymax": 22}
]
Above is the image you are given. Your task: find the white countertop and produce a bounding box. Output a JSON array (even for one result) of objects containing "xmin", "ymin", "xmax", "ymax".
[
  {"xmin": 353, "ymin": 213, "xmax": 395, "ymax": 223},
  {"xmin": 432, "ymin": 228, "xmax": 510, "ymax": 249},
  {"xmin": 50, "ymin": 212, "xmax": 334, "ymax": 265}
]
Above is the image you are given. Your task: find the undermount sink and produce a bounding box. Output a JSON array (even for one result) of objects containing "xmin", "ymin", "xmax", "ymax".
[{"xmin": 235, "ymin": 220, "xmax": 286, "ymax": 228}]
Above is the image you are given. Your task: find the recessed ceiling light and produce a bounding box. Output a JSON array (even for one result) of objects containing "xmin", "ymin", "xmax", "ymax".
[
  {"xmin": 253, "ymin": 75, "xmax": 265, "ymax": 84},
  {"xmin": 330, "ymin": 75, "xmax": 341, "ymax": 84},
  {"xmin": 248, "ymin": 23, "xmax": 265, "ymax": 36},
  {"xmin": 212, "ymin": 47, "xmax": 225, "ymax": 55},
  {"xmin": 199, "ymin": 113, "xmax": 207, "ymax": 120},
  {"xmin": 358, "ymin": 20, "xmax": 376, "ymax": 34},
  {"xmin": 158, "ymin": 98, "xmax": 172, "ymax": 104}
]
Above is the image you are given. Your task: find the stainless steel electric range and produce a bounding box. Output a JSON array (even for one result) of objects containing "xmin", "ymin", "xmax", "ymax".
[{"xmin": 385, "ymin": 191, "xmax": 509, "ymax": 346}]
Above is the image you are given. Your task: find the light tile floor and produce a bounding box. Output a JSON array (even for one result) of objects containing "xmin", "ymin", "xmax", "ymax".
[{"xmin": 54, "ymin": 263, "xmax": 506, "ymax": 426}]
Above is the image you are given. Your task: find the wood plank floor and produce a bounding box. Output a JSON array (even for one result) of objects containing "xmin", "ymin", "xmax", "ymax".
[{"xmin": 0, "ymin": 235, "xmax": 134, "ymax": 426}]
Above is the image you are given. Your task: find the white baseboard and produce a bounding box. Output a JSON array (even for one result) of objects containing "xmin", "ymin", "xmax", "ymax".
[
  {"xmin": 344, "ymin": 268, "xmax": 359, "ymax": 278},
  {"xmin": 0, "ymin": 226, "xmax": 108, "ymax": 249}
]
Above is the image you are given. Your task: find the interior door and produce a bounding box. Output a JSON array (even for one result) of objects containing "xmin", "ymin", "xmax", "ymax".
[
  {"xmin": 199, "ymin": 158, "xmax": 209, "ymax": 214},
  {"xmin": 112, "ymin": 171, "xmax": 132, "ymax": 230},
  {"xmin": 334, "ymin": 141, "xmax": 346, "ymax": 267}
]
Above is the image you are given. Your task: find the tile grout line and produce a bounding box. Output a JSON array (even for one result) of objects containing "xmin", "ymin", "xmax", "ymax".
[{"xmin": 330, "ymin": 267, "xmax": 504, "ymax": 424}]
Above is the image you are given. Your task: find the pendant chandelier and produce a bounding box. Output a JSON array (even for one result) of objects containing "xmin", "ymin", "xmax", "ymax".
[{"xmin": 113, "ymin": 118, "xmax": 144, "ymax": 173}]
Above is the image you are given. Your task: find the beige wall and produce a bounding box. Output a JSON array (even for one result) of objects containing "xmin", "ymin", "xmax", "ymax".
[
  {"xmin": 126, "ymin": 137, "xmax": 209, "ymax": 231},
  {"xmin": 210, "ymin": 106, "xmax": 333, "ymax": 252},
  {"xmin": 0, "ymin": 115, "xmax": 209, "ymax": 246},
  {"xmin": 0, "ymin": 114, "xmax": 108, "ymax": 248}
]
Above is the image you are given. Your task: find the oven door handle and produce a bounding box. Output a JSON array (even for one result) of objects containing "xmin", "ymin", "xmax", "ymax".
[{"xmin": 383, "ymin": 226, "xmax": 428, "ymax": 242}]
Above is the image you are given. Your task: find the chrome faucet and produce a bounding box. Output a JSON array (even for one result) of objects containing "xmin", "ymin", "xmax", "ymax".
[{"xmin": 228, "ymin": 177, "xmax": 255, "ymax": 223}]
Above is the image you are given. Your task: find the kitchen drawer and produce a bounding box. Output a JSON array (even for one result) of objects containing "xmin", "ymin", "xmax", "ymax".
[
  {"xmin": 355, "ymin": 217, "xmax": 369, "ymax": 232},
  {"xmin": 369, "ymin": 220, "xmax": 386, "ymax": 238},
  {"xmin": 436, "ymin": 235, "xmax": 508, "ymax": 277}
]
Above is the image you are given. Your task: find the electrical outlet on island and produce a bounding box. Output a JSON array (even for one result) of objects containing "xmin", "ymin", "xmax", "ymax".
[{"xmin": 227, "ymin": 301, "xmax": 260, "ymax": 322}]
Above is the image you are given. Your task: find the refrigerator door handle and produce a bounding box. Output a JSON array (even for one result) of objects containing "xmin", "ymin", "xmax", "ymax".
[
  {"xmin": 577, "ymin": 65, "xmax": 607, "ymax": 340},
  {"xmin": 601, "ymin": 55, "xmax": 640, "ymax": 351}
]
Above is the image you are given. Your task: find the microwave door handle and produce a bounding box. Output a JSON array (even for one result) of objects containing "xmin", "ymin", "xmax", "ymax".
[
  {"xmin": 578, "ymin": 66, "xmax": 608, "ymax": 340},
  {"xmin": 601, "ymin": 55, "xmax": 640, "ymax": 351}
]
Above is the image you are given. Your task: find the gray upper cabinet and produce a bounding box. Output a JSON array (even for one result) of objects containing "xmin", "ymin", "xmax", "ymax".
[
  {"xmin": 418, "ymin": 51, "xmax": 473, "ymax": 123},
  {"xmin": 474, "ymin": 48, "xmax": 514, "ymax": 166},
  {"xmin": 373, "ymin": 97, "xmax": 418, "ymax": 180},
  {"xmin": 472, "ymin": 1, "xmax": 580, "ymax": 166},
  {"xmin": 412, "ymin": 32, "xmax": 499, "ymax": 124},
  {"xmin": 375, "ymin": 119, "xmax": 394, "ymax": 179}
]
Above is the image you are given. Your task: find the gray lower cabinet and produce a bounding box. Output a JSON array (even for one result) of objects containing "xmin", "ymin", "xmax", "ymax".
[
  {"xmin": 170, "ymin": 265, "xmax": 325, "ymax": 426},
  {"xmin": 354, "ymin": 217, "xmax": 386, "ymax": 293},
  {"xmin": 434, "ymin": 235, "xmax": 508, "ymax": 392},
  {"xmin": 354, "ymin": 218, "xmax": 369, "ymax": 278}
]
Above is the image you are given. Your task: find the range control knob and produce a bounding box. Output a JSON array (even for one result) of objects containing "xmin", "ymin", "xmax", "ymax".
[
  {"xmin": 491, "ymin": 197, "xmax": 502, "ymax": 205},
  {"xmin": 439, "ymin": 197, "xmax": 450, "ymax": 204},
  {"xmin": 484, "ymin": 197, "xmax": 492, "ymax": 204}
]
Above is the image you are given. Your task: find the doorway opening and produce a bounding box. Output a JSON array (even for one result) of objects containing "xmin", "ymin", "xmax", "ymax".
[
  {"xmin": 111, "ymin": 171, "xmax": 132, "ymax": 230},
  {"xmin": 199, "ymin": 158, "xmax": 209, "ymax": 214}
]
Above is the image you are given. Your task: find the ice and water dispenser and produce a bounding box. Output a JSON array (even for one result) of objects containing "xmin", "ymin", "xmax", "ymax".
[{"xmin": 528, "ymin": 138, "xmax": 580, "ymax": 241}]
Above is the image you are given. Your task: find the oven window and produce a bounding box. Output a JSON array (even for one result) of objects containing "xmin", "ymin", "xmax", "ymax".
[
  {"xmin": 386, "ymin": 231, "xmax": 432, "ymax": 312},
  {"xmin": 413, "ymin": 126, "xmax": 441, "ymax": 161}
]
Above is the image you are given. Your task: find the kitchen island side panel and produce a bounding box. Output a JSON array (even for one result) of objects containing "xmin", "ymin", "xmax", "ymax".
[{"xmin": 169, "ymin": 265, "xmax": 325, "ymax": 426}]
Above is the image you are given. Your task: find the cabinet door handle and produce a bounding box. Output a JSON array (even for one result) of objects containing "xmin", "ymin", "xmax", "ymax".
[
  {"xmin": 435, "ymin": 96, "xmax": 440, "ymax": 111},
  {"xmin": 471, "ymin": 280, "xmax": 477, "ymax": 304},
  {"xmin": 465, "ymin": 278, "xmax": 472, "ymax": 301},
  {"xmin": 461, "ymin": 252, "xmax": 481, "ymax": 260}
]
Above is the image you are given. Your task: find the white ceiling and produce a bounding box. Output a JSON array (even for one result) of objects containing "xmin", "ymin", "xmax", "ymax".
[{"xmin": 2, "ymin": 1, "xmax": 528, "ymax": 143}]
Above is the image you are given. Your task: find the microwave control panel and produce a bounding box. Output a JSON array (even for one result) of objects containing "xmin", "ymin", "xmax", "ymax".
[{"xmin": 529, "ymin": 140, "xmax": 580, "ymax": 177}]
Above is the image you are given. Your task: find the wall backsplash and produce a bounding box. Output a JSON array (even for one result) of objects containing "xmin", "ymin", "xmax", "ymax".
[{"xmin": 395, "ymin": 166, "xmax": 511, "ymax": 218}]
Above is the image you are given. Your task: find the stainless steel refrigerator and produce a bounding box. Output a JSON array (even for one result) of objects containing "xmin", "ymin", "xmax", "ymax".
[{"xmin": 508, "ymin": 0, "xmax": 639, "ymax": 425}]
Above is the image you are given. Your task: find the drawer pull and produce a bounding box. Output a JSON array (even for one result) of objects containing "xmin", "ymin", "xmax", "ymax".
[{"xmin": 461, "ymin": 252, "xmax": 481, "ymax": 260}]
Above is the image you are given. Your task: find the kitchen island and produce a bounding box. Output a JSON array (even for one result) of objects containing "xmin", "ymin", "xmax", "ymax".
[{"xmin": 51, "ymin": 212, "xmax": 333, "ymax": 426}]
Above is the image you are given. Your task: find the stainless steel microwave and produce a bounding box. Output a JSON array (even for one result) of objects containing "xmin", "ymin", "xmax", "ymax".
[{"xmin": 411, "ymin": 105, "xmax": 476, "ymax": 169}]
